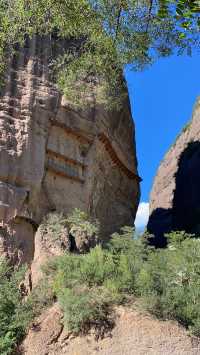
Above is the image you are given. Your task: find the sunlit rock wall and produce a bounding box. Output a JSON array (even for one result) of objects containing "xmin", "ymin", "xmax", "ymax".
[{"xmin": 0, "ymin": 35, "xmax": 140, "ymax": 263}]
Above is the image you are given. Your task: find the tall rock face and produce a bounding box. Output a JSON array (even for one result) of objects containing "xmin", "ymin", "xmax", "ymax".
[
  {"xmin": 0, "ymin": 36, "xmax": 140, "ymax": 264},
  {"xmin": 148, "ymin": 97, "xmax": 200, "ymax": 247}
]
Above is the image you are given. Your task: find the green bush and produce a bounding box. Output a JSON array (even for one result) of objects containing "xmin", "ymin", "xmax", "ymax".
[
  {"xmin": 43, "ymin": 228, "xmax": 200, "ymax": 337},
  {"xmin": 3, "ymin": 210, "xmax": 200, "ymax": 352},
  {"xmin": 108, "ymin": 227, "xmax": 148, "ymax": 293},
  {"xmin": 40, "ymin": 208, "xmax": 99, "ymax": 242},
  {"xmin": 43, "ymin": 228, "xmax": 147, "ymax": 333},
  {"xmin": 137, "ymin": 233, "xmax": 200, "ymax": 335},
  {"xmin": 44, "ymin": 246, "xmax": 121, "ymax": 334},
  {"xmin": 0, "ymin": 260, "xmax": 33, "ymax": 355},
  {"xmin": 67, "ymin": 208, "xmax": 100, "ymax": 237},
  {"xmin": 0, "ymin": 258, "xmax": 54, "ymax": 355},
  {"xmin": 58, "ymin": 286, "xmax": 115, "ymax": 335},
  {"xmin": 66, "ymin": 208, "xmax": 90, "ymax": 227},
  {"xmin": 39, "ymin": 212, "xmax": 68, "ymax": 241}
]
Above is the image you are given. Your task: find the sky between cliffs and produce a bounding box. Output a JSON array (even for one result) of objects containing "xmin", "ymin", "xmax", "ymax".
[{"xmin": 125, "ymin": 52, "xmax": 200, "ymax": 231}]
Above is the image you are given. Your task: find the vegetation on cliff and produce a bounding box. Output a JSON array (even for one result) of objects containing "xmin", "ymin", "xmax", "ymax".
[
  {"xmin": 2, "ymin": 211, "xmax": 200, "ymax": 354},
  {"xmin": 0, "ymin": 262, "xmax": 32, "ymax": 355},
  {"xmin": 0, "ymin": 260, "xmax": 53, "ymax": 355},
  {"xmin": 0, "ymin": 0, "xmax": 199, "ymax": 107},
  {"xmin": 44, "ymin": 229, "xmax": 200, "ymax": 337}
]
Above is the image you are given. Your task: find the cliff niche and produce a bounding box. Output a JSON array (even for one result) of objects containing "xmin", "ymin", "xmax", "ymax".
[
  {"xmin": 0, "ymin": 35, "xmax": 140, "ymax": 265},
  {"xmin": 148, "ymin": 97, "xmax": 200, "ymax": 246}
]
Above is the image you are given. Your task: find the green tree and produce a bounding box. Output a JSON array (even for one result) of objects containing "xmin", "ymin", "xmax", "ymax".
[{"xmin": 0, "ymin": 0, "xmax": 199, "ymax": 106}]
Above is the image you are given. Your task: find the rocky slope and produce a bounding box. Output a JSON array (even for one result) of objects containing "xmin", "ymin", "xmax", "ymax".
[
  {"xmin": 0, "ymin": 35, "xmax": 140, "ymax": 265},
  {"xmin": 21, "ymin": 304, "xmax": 200, "ymax": 355},
  {"xmin": 148, "ymin": 97, "xmax": 200, "ymax": 246}
]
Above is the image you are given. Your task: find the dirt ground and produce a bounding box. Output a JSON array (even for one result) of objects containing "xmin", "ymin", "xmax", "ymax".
[{"xmin": 21, "ymin": 303, "xmax": 200, "ymax": 355}]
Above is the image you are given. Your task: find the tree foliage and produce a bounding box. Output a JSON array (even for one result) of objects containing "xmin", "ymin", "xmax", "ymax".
[{"xmin": 0, "ymin": 0, "xmax": 199, "ymax": 107}]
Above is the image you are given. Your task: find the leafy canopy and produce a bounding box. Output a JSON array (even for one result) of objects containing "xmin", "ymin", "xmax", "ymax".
[{"xmin": 0, "ymin": 0, "xmax": 199, "ymax": 106}]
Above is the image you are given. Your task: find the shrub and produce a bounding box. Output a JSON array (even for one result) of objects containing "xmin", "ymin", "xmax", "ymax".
[
  {"xmin": 3, "ymin": 212, "xmax": 200, "ymax": 352},
  {"xmin": 0, "ymin": 258, "xmax": 54, "ymax": 355},
  {"xmin": 40, "ymin": 209, "xmax": 99, "ymax": 247},
  {"xmin": 67, "ymin": 208, "xmax": 100, "ymax": 237},
  {"xmin": 0, "ymin": 260, "xmax": 34, "ymax": 355},
  {"xmin": 108, "ymin": 227, "xmax": 148, "ymax": 293},
  {"xmin": 137, "ymin": 233, "xmax": 200, "ymax": 335},
  {"xmin": 45, "ymin": 247, "xmax": 119, "ymax": 335},
  {"xmin": 39, "ymin": 213, "xmax": 68, "ymax": 241},
  {"xmin": 43, "ymin": 228, "xmax": 200, "ymax": 337},
  {"xmin": 66, "ymin": 208, "xmax": 89, "ymax": 227},
  {"xmin": 43, "ymin": 229, "xmax": 147, "ymax": 333},
  {"xmin": 58, "ymin": 286, "xmax": 115, "ymax": 336}
]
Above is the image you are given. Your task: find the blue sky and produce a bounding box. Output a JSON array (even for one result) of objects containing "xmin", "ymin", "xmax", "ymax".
[{"xmin": 125, "ymin": 52, "xmax": 200, "ymax": 229}]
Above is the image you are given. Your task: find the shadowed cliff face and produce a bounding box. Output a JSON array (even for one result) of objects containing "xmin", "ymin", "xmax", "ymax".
[
  {"xmin": 172, "ymin": 141, "xmax": 200, "ymax": 234},
  {"xmin": 0, "ymin": 35, "xmax": 140, "ymax": 264},
  {"xmin": 148, "ymin": 98, "xmax": 200, "ymax": 247}
]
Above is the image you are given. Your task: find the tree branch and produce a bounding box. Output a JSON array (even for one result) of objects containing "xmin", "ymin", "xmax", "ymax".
[
  {"xmin": 146, "ymin": 0, "xmax": 153, "ymax": 33},
  {"xmin": 115, "ymin": 4, "xmax": 123, "ymax": 42}
]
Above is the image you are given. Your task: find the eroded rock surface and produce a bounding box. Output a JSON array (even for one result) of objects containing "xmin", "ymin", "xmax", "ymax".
[
  {"xmin": 0, "ymin": 35, "xmax": 140, "ymax": 264},
  {"xmin": 148, "ymin": 97, "xmax": 200, "ymax": 246},
  {"xmin": 31, "ymin": 214, "xmax": 100, "ymax": 286}
]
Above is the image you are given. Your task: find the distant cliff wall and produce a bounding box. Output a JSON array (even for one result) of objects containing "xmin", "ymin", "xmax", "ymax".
[
  {"xmin": 0, "ymin": 35, "xmax": 140, "ymax": 264},
  {"xmin": 148, "ymin": 98, "xmax": 200, "ymax": 246}
]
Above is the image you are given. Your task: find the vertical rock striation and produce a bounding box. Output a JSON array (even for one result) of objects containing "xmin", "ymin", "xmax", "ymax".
[
  {"xmin": 0, "ymin": 35, "xmax": 140, "ymax": 264},
  {"xmin": 148, "ymin": 97, "xmax": 200, "ymax": 246}
]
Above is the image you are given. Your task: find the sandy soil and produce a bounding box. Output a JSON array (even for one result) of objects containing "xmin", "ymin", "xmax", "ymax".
[{"xmin": 21, "ymin": 304, "xmax": 200, "ymax": 355}]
